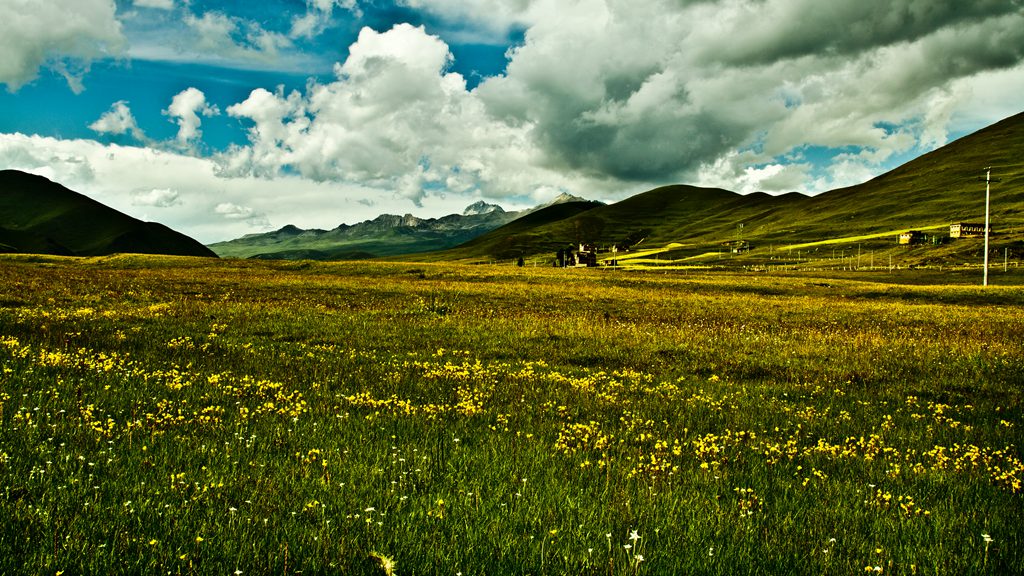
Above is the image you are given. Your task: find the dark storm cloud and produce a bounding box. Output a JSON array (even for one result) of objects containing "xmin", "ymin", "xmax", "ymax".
[
  {"xmin": 472, "ymin": 0, "xmax": 1024, "ymax": 187},
  {"xmin": 700, "ymin": 0, "xmax": 1024, "ymax": 66}
]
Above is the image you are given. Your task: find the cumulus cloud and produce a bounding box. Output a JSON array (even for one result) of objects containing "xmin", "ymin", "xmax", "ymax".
[
  {"xmin": 132, "ymin": 188, "xmax": 181, "ymax": 207},
  {"xmin": 214, "ymin": 202, "xmax": 269, "ymax": 227},
  {"xmin": 696, "ymin": 151, "xmax": 813, "ymax": 195},
  {"xmin": 223, "ymin": 23, "xmax": 571, "ymax": 205},
  {"xmin": 164, "ymin": 87, "xmax": 220, "ymax": 147},
  {"xmin": 89, "ymin": 100, "xmax": 148, "ymax": 142},
  {"xmin": 0, "ymin": 0, "xmax": 125, "ymax": 93}
]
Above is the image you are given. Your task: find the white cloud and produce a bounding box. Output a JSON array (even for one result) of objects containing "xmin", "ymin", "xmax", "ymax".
[
  {"xmin": 214, "ymin": 202, "xmax": 269, "ymax": 227},
  {"xmin": 290, "ymin": 0, "xmax": 361, "ymax": 39},
  {"xmin": 946, "ymin": 63, "xmax": 1024, "ymax": 136},
  {"xmin": 0, "ymin": 0, "xmax": 125, "ymax": 93},
  {"xmin": 343, "ymin": 22, "xmax": 453, "ymax": 74},
  {"xmin": 164, "ymin": 87, "xmax": 219, "ymax": 147},
  {"xmin": 182, "ymin": 10, "xmax": 292, "ymax": 65},
  {"xmin": 223, "ymin": 24, "xmax": 579, "ymax": 205},
  {"xmin": 132, "ymin": 188, "xmax": 180, "ymax": 207},
  {"xmin": 0, "ymin": 132, "xmax": 476, "ymax": 243},
  {"xmin": 133, "ymin": 0, "xmax": 174, "ymax": 9},
  {"xmin": 89, "ymin": 100, "xmax": 148, "ymax": 142},
  {"xmin": 696, "ymin": 151, "xmax": 814, "ymax": 195},
  {"xmin": 813, "ymin": 153, "xmax": 889, "ymax": 194}
]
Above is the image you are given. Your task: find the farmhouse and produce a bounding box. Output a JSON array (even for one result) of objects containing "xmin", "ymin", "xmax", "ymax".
[
  {"xmin": 574, "ymin": 243, "xmax": 599, "ymax": 267},
  {"xmin": 556, "ymin": 244, "xmax": 599, "ymax": 267},
  {"xmin": 949, "ymin": 222, "xmax": 989, "ymax": 238},
  {"xmin": 724, "ymin": 240, "xmax": 751, "ymax": 253},
  {"xmin": 898, "ymin": 231, "xmax": 926, "ymax": 245}
]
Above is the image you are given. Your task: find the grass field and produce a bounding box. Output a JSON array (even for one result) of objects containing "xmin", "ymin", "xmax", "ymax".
[{"xmin": 1, "ymin": 254, "xmax": 1021, "ymax": 574}]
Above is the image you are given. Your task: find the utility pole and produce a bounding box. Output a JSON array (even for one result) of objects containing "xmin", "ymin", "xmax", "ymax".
[
  {"xmin": 984, "ymin": 168, "xmax": 992, "ymax": 287},
  {"xmin": 981, "ymin": 168, "xmax": 1001, "ymax": 286}
]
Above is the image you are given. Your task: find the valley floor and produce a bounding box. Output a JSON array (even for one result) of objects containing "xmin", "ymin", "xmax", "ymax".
[{"xmin": 0, "ymin": 255, "xmax": 1021, "ymax": 574}]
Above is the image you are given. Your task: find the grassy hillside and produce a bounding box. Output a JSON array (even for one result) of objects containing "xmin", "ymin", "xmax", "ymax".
[
  {"xmin": 798, "ymin": 112, "xmax": 1024, "ymax": 239},
  {"xmin": 432, "ymin": 112, "xmax": 1024, "ymax": 264},
  {"xmin": 419, "ymin": 200, "xmax": 606, "ymax": 261},
  {"xmin": 0, "ymin": 170, "xmax": 216, "ymax": 258}
]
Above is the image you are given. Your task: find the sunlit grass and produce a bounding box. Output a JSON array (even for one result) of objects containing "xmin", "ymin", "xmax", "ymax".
[
  {"xmin": 775, "ymin": 225, "xmax": 948, "ymax": 252},
  {"xmin": 0, "ymin": 255, "xmax": 1021, "ymax": 574},
  {"xmin": 610, "ymin": 243, "xmax": 689, "ymax": 262}
]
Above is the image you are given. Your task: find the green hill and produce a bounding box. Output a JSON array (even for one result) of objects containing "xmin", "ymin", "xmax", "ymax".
[
  {"xmin": 798, "ymin": 113, "xmax": 1024, "ymax": 238},
  {"xmin": 0, "ymin": 170, "xmax": 216, "ymax": 258},
  {"xmin": 421, "ymin": 200, "xmax": 606, "ymax": 261},
  {"xmin": 433, "ymin": 111, "xmax": 1024, "ymax": 264}
]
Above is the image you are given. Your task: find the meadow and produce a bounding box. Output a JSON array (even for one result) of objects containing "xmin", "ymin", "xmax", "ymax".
[{"xmin": 0, "ymin": 254, "xmax": 1021, "ymax": 575}]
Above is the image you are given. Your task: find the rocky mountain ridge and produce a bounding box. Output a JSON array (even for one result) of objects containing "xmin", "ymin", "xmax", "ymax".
[{"xmin": 208, "ymin": 194, "xmax": 599, "ymax": 260}]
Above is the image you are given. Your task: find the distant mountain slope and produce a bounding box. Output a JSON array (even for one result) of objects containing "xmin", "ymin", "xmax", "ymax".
[
  {"xmin": 431, "ymin": 111, "xmax": 1024, "ymax": 262},
  {"xmin": 207, "ymin": 195, "xmax": 603, "ymax": 260},
  {"xmin": 207, "ymin": 209, "xmax": 521, "ymax": 259},
  {"xmin": 0, "ymin": 170, "xmax": 216, "ymax": 258},
  {"xmin": 430, "ymin": 200, "xmax": 607, "ymax": 261}
]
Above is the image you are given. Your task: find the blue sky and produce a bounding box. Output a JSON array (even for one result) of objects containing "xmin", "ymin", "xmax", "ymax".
[
  {"xmin": 0, "ymin": 0, "xmax": 519, "ymax": 149},
  {"xmin": 1, "ymin": 0, "xmax": 1023, "ymax": 243}
]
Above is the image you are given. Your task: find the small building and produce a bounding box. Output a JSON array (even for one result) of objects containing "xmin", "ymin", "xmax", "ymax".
[
  {"xmin": 557, "ymin": 244, "xmax": 598, "ymax": 267},
  {"xmin": 950, "ymin": 223, "xmax": 989, "ymax": 238},
  {"xmin": 603, "ymin": 245, "xmax": 620, "ymax": 267},
  {"xmin": 575, "ymin": 243, "xmax": 598, "ymax": 267},
  {"xmin": 719, "ymin": 240, "xmax": 751, "ymax": 254},
  {"xmin": 899, "ymin": 231, "xmax": 926, "ymax": 245}
]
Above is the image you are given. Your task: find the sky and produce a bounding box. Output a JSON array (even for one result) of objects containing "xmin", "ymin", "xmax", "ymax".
[{"xmin": 1, "ymin": 0, "xmax": 1023, "ymax": 244}]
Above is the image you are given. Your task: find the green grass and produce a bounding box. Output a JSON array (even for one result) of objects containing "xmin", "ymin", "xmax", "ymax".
[
  {"xmin": 0, "ymin": 255, "xmax": 1021, "ymax": 574},
  {"xmin": 776, "ymin": 225, "xmax": 949, "ymax": 251}
]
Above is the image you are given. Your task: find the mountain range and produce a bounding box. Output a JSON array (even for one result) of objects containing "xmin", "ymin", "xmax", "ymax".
[{"xmin": 207, "ymin": 192, "xmax": 596, "ymax": 260}]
